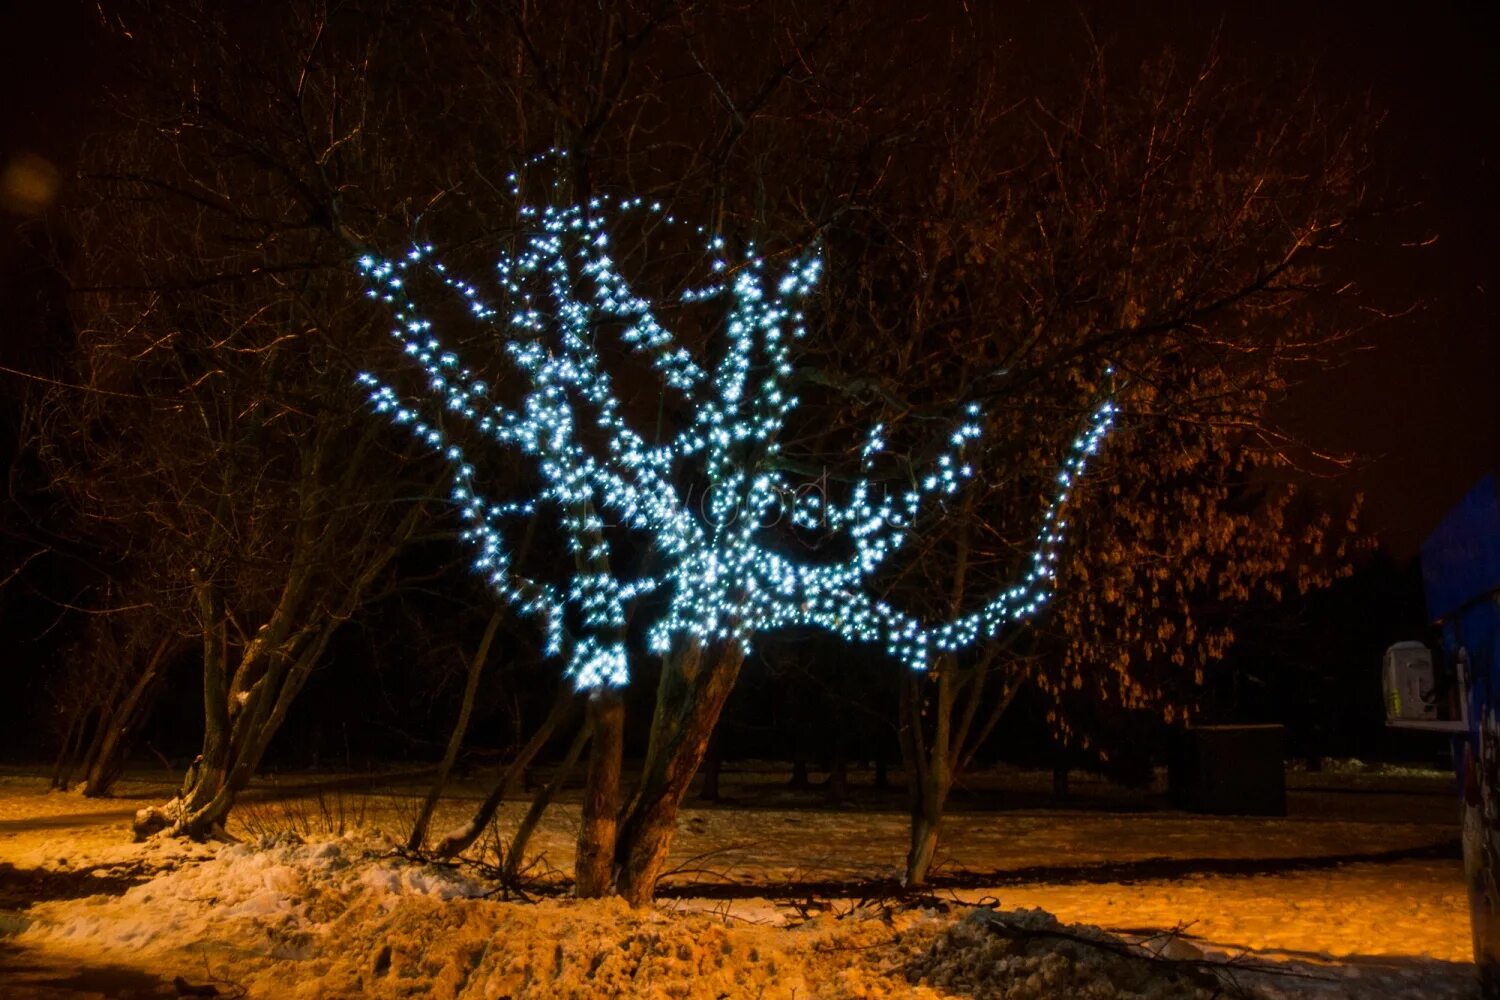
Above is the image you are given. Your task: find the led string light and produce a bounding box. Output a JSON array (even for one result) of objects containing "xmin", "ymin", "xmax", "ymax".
[{"xmin": 356, "ymin": 157, "xmax": 1116, "ymax": 687}]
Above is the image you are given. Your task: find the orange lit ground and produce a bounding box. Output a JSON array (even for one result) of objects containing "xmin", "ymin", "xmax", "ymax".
[{"xmin": 0, "ymin": 763, "xmax": 1472, "ymax": 997}]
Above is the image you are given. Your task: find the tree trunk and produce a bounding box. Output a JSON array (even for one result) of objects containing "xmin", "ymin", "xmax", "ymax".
[
  {"xmin": 135, "ymin": 607, "xmax": 336, "ymax": 840},
  {"xmin": 133, "ymin": 568, "xmax": 233, "ymax": 839},
  {"xmin": 134, "ymin": 443, "xmax": 424, "ymax": 841},
  {"xmin": 574, "ymin": 687, "xmax": 623, "ymax": 897},
  {"xmin": 825, "ymin": 756, "xmax": 848, "ymax": 805},
  {"xmin": 614, "ymin": 640, "xmax": 744, "ymax": 906},
  {"xmin": 899, "ymin": 661, "xmax": 1021, "ymax": 885},
  {"xmin": 434, "ymin": 682, "xmax": 577, "ymax": 858},
  {"xmin": 901, "ymin": 663, "xmax": 955, "ymax": 887},
  {"xmin": 901, "ymin": 496, "xmax": 973, "ymax": 886},
  {"xmin": 789, "ymin": 755, "xmax": 809, "ymax": 788},
  {"xmin": 505, "ymin": 716, "xmax": 591, "ymax": 880},
  {"xmin": 69, "ymin": 672, "xmax": 127, "ymax": 792},
  {"xmin": 50, "ymin": 700, "xmax": 91, "ymax": 791},
  {"xmin": 144, "ymin": 628, "xmax": 332, "ymax": 840},
  {"xmin": 83, "ymin": 636, "xmax": 174, "ymax": 797},
  {"xmin": 698, "ymin": 736, "xmax": 722, "ymax": 803},
  {"xmin": 904, "ymin": 776, "xmax": 952, "ymax": 885},
  {"xmin": 407, "ymin": 608, "xmax": 504, "ymax": 851},
  {"xmin": 906, "ymin": 810, "xmax": 942, "ymax": 886}
]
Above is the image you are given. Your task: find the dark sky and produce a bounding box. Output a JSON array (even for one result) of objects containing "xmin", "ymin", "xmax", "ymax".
[
  {"xmin": 2, "ymin": 0, "xmax": 1496, "ymax": 555},
  {"xmin": 1256, "ymin": 1, "xmax": 1500, "ymax": 555}
]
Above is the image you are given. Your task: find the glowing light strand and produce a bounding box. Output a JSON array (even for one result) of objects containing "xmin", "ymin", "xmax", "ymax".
[{"xmin": 355, "ymin": 162, "xmax": 1115, "ymax": 688}]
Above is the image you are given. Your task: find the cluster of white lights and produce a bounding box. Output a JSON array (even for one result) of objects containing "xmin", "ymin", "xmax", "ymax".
[{"xmin": 355, "ymin": 158, "xmax": 1116, "ymax": 688}]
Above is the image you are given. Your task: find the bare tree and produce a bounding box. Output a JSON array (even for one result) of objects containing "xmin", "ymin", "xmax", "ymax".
[
  {"xmin": 35, "ymin": 0, "xmax": 521, "ymax": 836},
  {"xmin": 798, "ymin": 38, "xmax": 1378, "ymax": 883}
]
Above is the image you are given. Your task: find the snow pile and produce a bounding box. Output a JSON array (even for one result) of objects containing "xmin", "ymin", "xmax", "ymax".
[
  {"xmin": 14, "ymin": 832, "xmax": 1475, "ymax": 999},
  {"xmin": 13, "ymin": 833, "xmax": 1226, "ymax": 1000},
  {"xmin": 19, "ymin": 833, "xmax": 951, "ymax": 998},
  {"xmin": 908, "ymin": 906, "xmax": 1215, "ymax": 1000},
  {"xmin": 266, "ymin": 892, "xmax": 944, "ymax": 999},
  {"xmin": 22, "ymin": 832, "xmax": 485, "ymax": 961}
]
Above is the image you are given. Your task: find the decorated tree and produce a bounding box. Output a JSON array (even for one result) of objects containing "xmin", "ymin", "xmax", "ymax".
[
  {"xmin": 33, "ymin": 0, "xmax": 1379, "ymax": 881},
  {"xmin": 355, "ymin": 166, "xmax": 1116, "ymax": 903},
  {"xmin": 35, "ymin": 0, "xmax": 918, "ymax": 846}
]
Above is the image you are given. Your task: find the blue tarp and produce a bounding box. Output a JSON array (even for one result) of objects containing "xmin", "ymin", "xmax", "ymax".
[
  {"xmin": 1423, "ymin": 475, "xmax": 1500, "ymax": 622},
  {"xmin": 1422, "ymin": 476, "xmax": 1500, "ymax": 742},
  {"xmin": 1422, "ymin": 477, "xmax": 1500, "ymax": 990}
]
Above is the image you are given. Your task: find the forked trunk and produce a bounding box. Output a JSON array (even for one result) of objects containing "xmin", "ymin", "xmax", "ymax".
[
  {"xmin": 134, "ymin": 623, "xmax": 334, "ymax": 840},
  {"xmin": 71, "ymin": 685, "xmax": 121, "ymax": 794},
  {"xmin": 614, "ymin": 640, "xmax": 744, "ymax": 906},
  {"xmin": 134, "ymin": 442, "xmax": 421, "ymax": 841},
  {"xmin": 50, "ymin": 698, "xmax": 96, "ymax": 791}
]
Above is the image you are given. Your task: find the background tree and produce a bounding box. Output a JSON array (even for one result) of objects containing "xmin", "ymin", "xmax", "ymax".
[
  {"xmin": 46, "ymin": 598, "xmax": 183, "ymax": 797},
  {"xmin": 794, "ymin": 41, "xmax": 1377, "ymax": 883},
  {"xmin": 31, "ymin": 0, "xmax": 531, "ymax": 836}
]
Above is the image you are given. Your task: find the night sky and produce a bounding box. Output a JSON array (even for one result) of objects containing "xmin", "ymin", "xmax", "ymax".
[{"xmin": 1, "ymin": 0, "xmax": 1496, "ymax": 555}]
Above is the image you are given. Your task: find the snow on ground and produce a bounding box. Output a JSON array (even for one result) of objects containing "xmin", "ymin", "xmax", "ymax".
[
  {"xmin": 952, "ymin": 860, "xmax": 1469, "ymax": 963},
  {"xmin": 12, "ymin": 832, "xmax": 1414, "ymax": 1000},
  {"xmin": 0, "ymin": 765, "xmax": 1476, "ymax": 998},
  {"xmin": 0, "ymin": 776, "xmax": 207, "ymax": 873}
]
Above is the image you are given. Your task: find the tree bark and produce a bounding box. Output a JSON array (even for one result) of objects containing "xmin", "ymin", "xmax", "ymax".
[
  {"xmin": 146, "ymin": 625, "xmax": 332, "ymax": 840},
  {"xmin": 71, "ymin": 681, "xmax": 122, "ymax": 794},
  {"xmin": 615, "ymin": 640, "xmax": 744, "ymax": 905},
  {"xmin": 574, "ymin": 686, "xmax": 624, "ymax": 896},
  {"xmin": 133, "ymin": 567, "xmax": 232, "ymax": 840},
  {"xmin": 133, "ymin": 486, "xmax": 424, "ymax": 841}
]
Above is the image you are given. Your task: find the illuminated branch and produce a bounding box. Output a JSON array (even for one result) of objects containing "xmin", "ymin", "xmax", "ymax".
[{"xmin": 356, "ymin": 158, "xmax": 1116, "ymax": 687}]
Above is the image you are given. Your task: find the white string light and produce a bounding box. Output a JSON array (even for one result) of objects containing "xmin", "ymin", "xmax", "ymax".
[{"xmin": 356, "ymin": 156, "xmax": 1116, "ymax": 688}]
